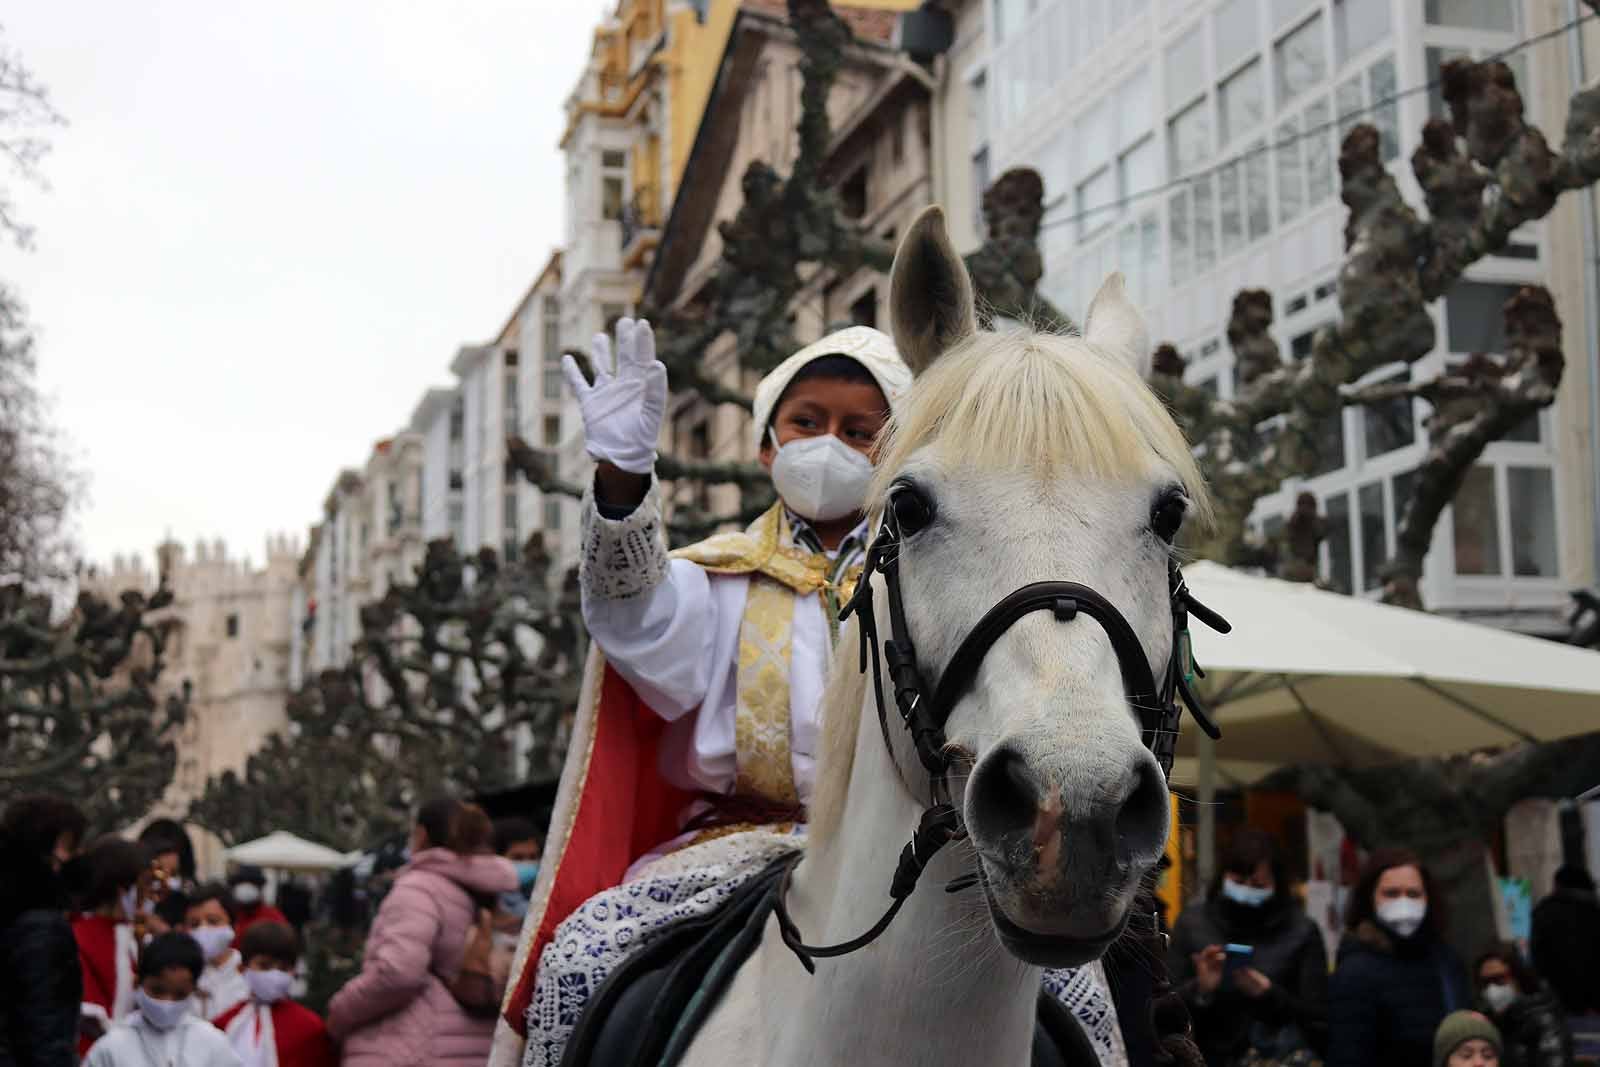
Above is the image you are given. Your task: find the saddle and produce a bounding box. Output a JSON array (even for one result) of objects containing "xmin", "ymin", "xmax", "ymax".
[{"xmin": 561, "ymin": 855, "xmax": 1101, "ymax": 1067}]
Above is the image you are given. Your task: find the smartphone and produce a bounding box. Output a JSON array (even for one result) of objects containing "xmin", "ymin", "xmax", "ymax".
[{"xmin": 1222, "ymin": 943, "xmax": 1255, "ymax": 981}]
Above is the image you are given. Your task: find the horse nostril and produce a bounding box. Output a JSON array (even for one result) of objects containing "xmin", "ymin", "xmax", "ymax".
[
  {"xmin": 1115, "ymin": 757, "xmax": 1170, "ymax": 864},
  {"xmin": 968, "ymin": 743, "xmax": 1043, "ymax": 842}
]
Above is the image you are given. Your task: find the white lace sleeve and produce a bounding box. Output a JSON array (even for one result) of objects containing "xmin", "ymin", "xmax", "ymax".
[{"xmin": 579, "ymin": 477, "xmax": 671, "ymax": 601}]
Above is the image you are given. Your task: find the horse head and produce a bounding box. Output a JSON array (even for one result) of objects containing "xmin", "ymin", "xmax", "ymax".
[{"xmin": 869, "ymin": 205, "xmax": 1210, "ymax": 968}]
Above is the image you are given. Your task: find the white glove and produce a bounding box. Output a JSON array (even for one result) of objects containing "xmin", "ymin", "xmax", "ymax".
[{"xmin": 562, "ymin": 317, "xmax": 668, "ymax": 476}]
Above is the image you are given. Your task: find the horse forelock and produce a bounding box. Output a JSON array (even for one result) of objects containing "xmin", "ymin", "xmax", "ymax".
[{"xmin": 867, "ymin": 326, "xmax": 1212, "ymax": 527}]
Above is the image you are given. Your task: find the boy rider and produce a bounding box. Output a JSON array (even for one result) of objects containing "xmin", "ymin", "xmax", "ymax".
[{"xmin": 493, "ymin": 318, "xmax": 909, "ymax": 1058}]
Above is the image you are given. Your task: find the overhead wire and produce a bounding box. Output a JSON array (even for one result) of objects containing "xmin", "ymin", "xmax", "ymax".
[{"xmin": 1033, "ymin": 9, "xmax": 1600, "ymax": 234}]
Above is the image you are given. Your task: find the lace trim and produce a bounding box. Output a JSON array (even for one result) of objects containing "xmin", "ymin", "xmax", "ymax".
[{"xmin": 579, "ymin": 478, "xmax": 670, "ymax": 601}]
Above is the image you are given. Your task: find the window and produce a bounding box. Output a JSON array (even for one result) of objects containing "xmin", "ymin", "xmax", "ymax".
[
  {"xmin": 601, "ymin": 176, "xmax": 624, "ymax": 221},
  {"xmin": 1425, "ymin": 0, "xmax": 1515, "ymax": 32},
  {"xmin": 1165, "ymin": 28, "xmax": 1205, "ymax": 109},
  {"xmin": 1215, "ymin": 0, "xmax": 1259, "ymax": 74},
  {"xmin": 1078, "ymin": 168, "xmax": 1116, "ymax": 237},
  {"xmin": 543, "ymin": 415, "xmax": 560, "ymax": 447},
  {"xmin": 226, "ymin": 614, "xmax": 240, "ymax": 638},
  {"xmin": 1508, "ymin": 467, "xmax": 1558, "ymax": 577},
  {"xmin": 505, "ymin": 491, "xmax": 518, "ymax": 534},
  {"xmin": 449, "ymin": 470, "xmax": 464, "ymax": 490},
  {"xmin": 601, "ymin": 149, "xmax": 627, "ymax": 168},
  {"xmin": 1168, "ymin": 100, "xmax": 1211, "ymax": 177},
  {"xmin": 1367, "ymin": 57, "xmax": 1399, "ymax": 161},
  {"xmin": 543, "ymin": 498, "xmax": 562, "ymax": 531},
  {"xmin": 1275, "ymin": 14, "xmax": 1327, "ymax": 107},
  {"xmin": 1305, "ymin": 98, "xmax": 1335, "ymax": 205},
  {"xmin": 1324, "ymin": 492, "xmax": 1352, "ymax": 592},
  {"xmin": 1276, "ymin": 115, "xmax": 1304, "ymax": 223},
  {"xmin": 1244, "ymin": 140, "xmax": 1271, "ymax": 239},
  {"xmin": 542, "ymin": 299, "xmax": 563, "ymax": 401},
  {"xmin": 1272, "ymin": 0, "xmax": 1315, "ymax": 29},
  {"xmin": 449, "ymin": 402, "xmax": 464, "ymax": 441},
  {"xmin": 850, "ymin": 289, "xmax": 878, "ymax": 328},
  {"xmin": 841, "ymin": 166, "xmax": 868, "ymax": 219},
  {"xmin": 1358, "ymin": 481, "xmax": 1386, "ymax": 591},
  {"xmin": 993, "ymin": 0, "xmax": 1025, "ymax": 42},
  {"xmin": 1453, "ymin": 465, "xmax": 1502, "ymax": 575},
  {"xmin": 1393, "ymin": 468, "xmax": 1417, "ymax": 530},
  {"xmin": 1169, "ymin": 190, "xmax": 1192, "ymax": 285},
  {"xmin": 1219, "ymin": 60, "xmax": 1265, "ymax": 145},
  {"xmin": 1193, "ymin": 176, "xmax": 1217, "ymax": 274},
  {"xmin": 1119, "ymin": 138, "xmax": 1160, "ymax": 203},
  {"xmin": 504, "ymin": 349, "xmax": 519, "ymax": 368},
  {"xmin": 1334, "ymin": 0, "xmax": 1388, "ymax": 65},
  {"xmin": 1219, "ymin": 160, "xmax": 1243, "ymax": 256},
  {"xmin": 1362, "ymin": 370, "xmax": 1415, "ymax": 458},
  {"xmin": 1445, "ymin": 281, "xmax": 1521, "ymax": 353}
]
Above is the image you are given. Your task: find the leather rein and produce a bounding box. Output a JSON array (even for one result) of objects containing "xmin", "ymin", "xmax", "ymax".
[{"xmin": 775, "ymin": 492, "xmax": 1231, "ymax": 972}]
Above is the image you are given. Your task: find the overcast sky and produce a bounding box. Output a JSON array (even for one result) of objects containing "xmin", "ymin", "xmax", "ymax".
[{"xmin": 4, "ymin": 1, "xmax": 609, "ymax": 570}]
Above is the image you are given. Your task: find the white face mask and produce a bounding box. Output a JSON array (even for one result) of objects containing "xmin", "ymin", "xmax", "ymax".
[
  {"xmin": 233, "ymin": 883, "xmax": 262, "ymax": 906},
  {"xmin": 1221, "ymin": 878, "xmax": 1273, "ymax": 908},
  {"xmin": 245, "ymin": 968, "xmax": 295, "ymax": 1004},
  {"xmin": 1376, "ymin": 896, "xmax": 1428, "ymax": 939},
  {"xmin": 769, "ymin": 432, "xmax": 874, "ymax": 523},
  {"xmin": 190, "ymin": 925, "xmax": 235, "ymax": 961},
  {"xmin": 135, "ymin": 989, "xmax": 193, "ymax": 1031},
  {"xmin": 1482, "ymin": 981, "xmax": 1519, "ymax": 1013}
]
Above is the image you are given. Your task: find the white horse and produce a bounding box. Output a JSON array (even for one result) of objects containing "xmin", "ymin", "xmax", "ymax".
[{"xmin": 681, "ymin": 206, "xmax": 1211, "ymax": 1067}]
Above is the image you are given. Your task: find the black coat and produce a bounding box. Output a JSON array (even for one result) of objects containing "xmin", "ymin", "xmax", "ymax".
[
  {"xmin": 1480, "ymin": 986, "xmax": 1573, "ymax": 1067},
  {"xmin": 1530, "ymin": 888, "xmax": 1600, "ymax": 1015},
  {"xmin": 0, "ymin": 908, "xmax": 83, "ymax": 1067},
  {"xmin": 1168, "ymin": 893, "xmax": 1329, "ymax": 1065},
  {"xmin": 1327, "ymin": 921, "xmax": 1469, "ymax": 1067}
]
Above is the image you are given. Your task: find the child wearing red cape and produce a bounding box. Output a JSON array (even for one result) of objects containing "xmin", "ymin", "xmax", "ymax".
[{"xmin": 214, "ymin": 923, "xmax": 334, "ymax": 1067}]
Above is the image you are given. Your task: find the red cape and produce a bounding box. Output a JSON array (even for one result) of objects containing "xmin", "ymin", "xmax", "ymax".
[
  {"xmin": 499, "ymin": 658, "xmax": 694, "ymax": 1038},
  {"xmin": 216, "ymin": 999, "xmax": 335, "ymax": 1067},
  {"xmin": 71, "ymin": 914, "xmax": 134, "ymax": 1056}
]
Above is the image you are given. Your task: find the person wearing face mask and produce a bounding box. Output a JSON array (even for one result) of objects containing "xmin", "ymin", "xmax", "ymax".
[
  {"xmin": 1328, "ymin": 848, "xmax": 1470, "ymax": 1067},
  {"xmin": 71, "ymin": 839, "xmax": 152, "ymax": 1054},
  {"xmin": 494, "ymin": 320, "xmax": 917, "ymax": 1058},
  {"xmin": 1471, "ymin": 945, "xmax": 1571, "ymax": 1067},
  {"xmin": 183, "ymin": 886, "xmax": 248, "ymax": 1022},
  {"xmin": 214, "ymin": 923, "xmax": 334, "ymax": 1067},
  {"xmin": 1168, "ymin": 828, "xmax": 1328, "ymax": 1065},
  {"xmin": 83, "ymin": 934, "xmax": 240, "ymax": 1067},
  {"xmin": 0, "ymin": 794, "xmax": 89, "ymax": 1067},
  {"xmin": 226, "ymin": 869, "xmax": 288, "ymax": 948}
]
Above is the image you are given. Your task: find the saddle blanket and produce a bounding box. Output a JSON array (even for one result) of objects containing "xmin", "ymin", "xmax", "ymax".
[{"xmin": 520, "ymin": 830, "xmax": 1128, "ymax": 1066}]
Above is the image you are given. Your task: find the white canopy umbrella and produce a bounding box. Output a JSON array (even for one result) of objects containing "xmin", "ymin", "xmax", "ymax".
[
  {"xmin": 1165, "ymin": 562, "xmax": 1600, "ymax": 879},
  {"xmin": 224, "ymin": 831, "xmax": 352, "ymax": 873}
]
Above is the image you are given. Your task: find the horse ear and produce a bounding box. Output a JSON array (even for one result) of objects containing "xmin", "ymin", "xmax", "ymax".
[
  {"xmin": 890, "ymin": 206, "xmax": 977, "ymax": 376},
  {"xmin": 1083, "ymin": 273, "xmax": 1152, "ymax": 377}
]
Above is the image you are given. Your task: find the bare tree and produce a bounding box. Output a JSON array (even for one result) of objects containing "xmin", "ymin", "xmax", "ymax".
[
  {"xmin": 0, "ymin": 578, "xmax": 190, "ymax": 831},
  {"xmin": 1152, "ymin": 57, "xmax": 1600, "ymax": 607},
  {"xmin": 189, "ymin": 535, "xmax": 578, "ymax": 851}
]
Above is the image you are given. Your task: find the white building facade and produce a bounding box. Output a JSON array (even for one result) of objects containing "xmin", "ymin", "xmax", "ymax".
[{"xmin": 943, "ymin": 0, "xmax": 1599, "ymax": 632}]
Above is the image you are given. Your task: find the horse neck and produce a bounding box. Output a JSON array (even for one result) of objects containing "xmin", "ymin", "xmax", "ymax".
[{"xmin": 770, "ymin": 694, "xmax": 1040, "ymax": 1067}]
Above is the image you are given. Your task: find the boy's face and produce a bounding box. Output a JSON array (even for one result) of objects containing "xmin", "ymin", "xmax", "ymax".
[
  {"xmin": 758, "ymin": 376, "xmax": 890, "ymax": 471},
  {"xmin": 244, "ymin": 954, "xmax": 293, "ymax": 974},
  {"xmin": 504, "ymin": 838, "xmax": 541, "ymax": 862},
  {"xmin": 142, "ymin": 966, "xmax": 196, "ymax": 1002},
  {"xmin": 185, "ymin": 898, "xmax": 230, "ymax": 930}
]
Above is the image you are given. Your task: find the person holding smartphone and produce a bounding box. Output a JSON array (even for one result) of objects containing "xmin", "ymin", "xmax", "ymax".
[{"xmin": 1169, "ymin": 829, "xmax": 1330, "ymax": 1065}]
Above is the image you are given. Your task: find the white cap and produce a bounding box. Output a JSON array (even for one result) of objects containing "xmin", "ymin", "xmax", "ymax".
[{"xmin": 750, "ymin": 326, "xmax": 912, "ymax": 449}]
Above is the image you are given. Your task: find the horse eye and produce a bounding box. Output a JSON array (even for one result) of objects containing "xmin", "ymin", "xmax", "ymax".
[
  {"xmin": 890, "ymin": 487, "xmax": 934, "ymax": 535},
  {"xmin": 1151, "ymin": 492, "xmax": 1187, "ymax": 544}
]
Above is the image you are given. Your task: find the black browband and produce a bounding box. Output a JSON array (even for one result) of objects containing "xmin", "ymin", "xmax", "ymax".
[{"xmin": 776, "ymin": 494, "xmax": 1231, "ymax": 972}]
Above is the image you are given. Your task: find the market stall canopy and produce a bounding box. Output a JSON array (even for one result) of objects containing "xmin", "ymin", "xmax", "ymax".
[
  {"xmin": 224, "ymin": 831, "xmax": 352, "ymax": 873},
  {"xmin": 1169, "ymin": 561, "xmax": 1600, "ymax": 785}
]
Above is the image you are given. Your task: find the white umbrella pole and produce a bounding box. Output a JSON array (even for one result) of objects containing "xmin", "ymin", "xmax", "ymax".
[{"xmin": 1197, "ymin": 731, "xmax": 1217, "ymax": 895}]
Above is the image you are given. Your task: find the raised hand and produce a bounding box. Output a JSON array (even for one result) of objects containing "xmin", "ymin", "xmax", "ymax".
[{"xmin": 562, "ymin": 317, "xmax": 668, "ymax": 476}]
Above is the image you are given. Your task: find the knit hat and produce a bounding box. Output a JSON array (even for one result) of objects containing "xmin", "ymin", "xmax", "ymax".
[
  {"xmin": 749, "ymin": 326, "xmax": 911, "ymax": 449},
  {"xmin": 1434, "ymin": 1010, "xmax": 1502, "ymax": 1067}
]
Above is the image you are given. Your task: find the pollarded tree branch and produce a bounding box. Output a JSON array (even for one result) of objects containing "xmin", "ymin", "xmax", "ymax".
[{"xmin": 1152, "ymin": 55, "xmax": 1600, "ymax": 603}]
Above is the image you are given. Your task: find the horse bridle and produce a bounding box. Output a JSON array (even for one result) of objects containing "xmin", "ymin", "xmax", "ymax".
[{"xmin": 775, "ymin": 488, "xmax": 1231, "ymax": 971}]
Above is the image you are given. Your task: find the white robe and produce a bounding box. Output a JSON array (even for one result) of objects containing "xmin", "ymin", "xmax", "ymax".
[
  {"xmin": 84, "ymin": 1013, "xmax": 242, "ymax": 1067},
  {"xmin": 580, "ymin": 484, "xmax": 863, "ymax": 810},
  {"xmin": 194, "ymin": 952, "xmax": 249, "ymax": 1023}
]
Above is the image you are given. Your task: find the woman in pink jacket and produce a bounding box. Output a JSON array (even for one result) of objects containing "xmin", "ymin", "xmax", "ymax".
[{"xmin": 327, "ymin": 798, "xmax": 516, "ymax": 1067}]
